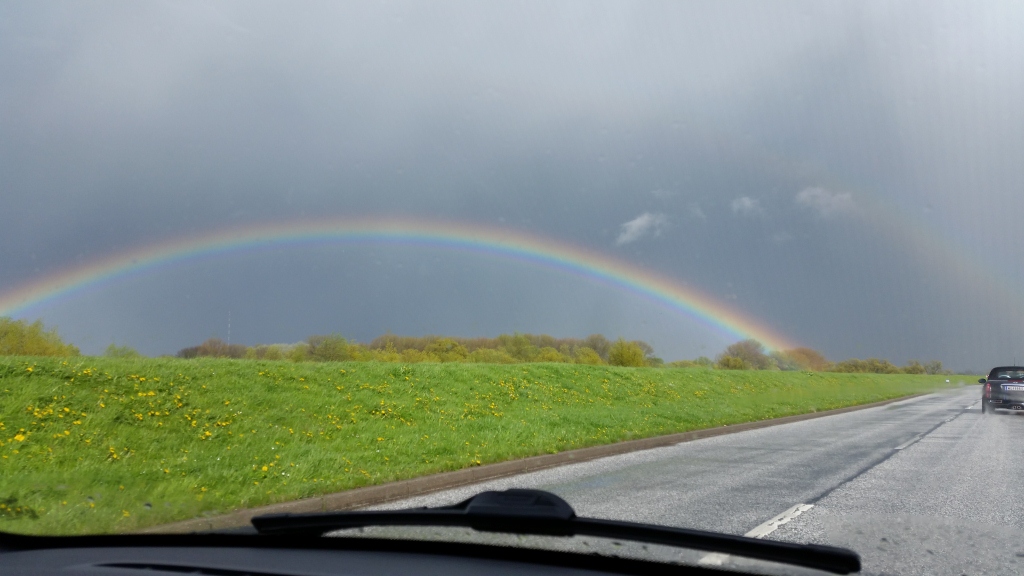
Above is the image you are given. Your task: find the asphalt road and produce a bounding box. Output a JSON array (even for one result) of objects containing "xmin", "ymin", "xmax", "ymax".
[{"xmin": 373, "ymin": 385, "xmax": 1024, "ymax": 575}]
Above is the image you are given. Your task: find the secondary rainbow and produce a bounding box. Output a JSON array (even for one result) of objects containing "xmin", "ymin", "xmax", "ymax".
[{"xmin": 0, "ymin": 217, "xmax": 799, "ymax": 350}]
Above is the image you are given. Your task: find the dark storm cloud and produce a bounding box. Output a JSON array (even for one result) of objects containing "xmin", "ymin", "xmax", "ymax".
[{"xmin": 2, "ymin": 1, "xmax": 1023, "ymax": 368}]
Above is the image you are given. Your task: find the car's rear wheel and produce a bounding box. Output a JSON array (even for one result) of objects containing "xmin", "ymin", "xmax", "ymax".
[{"xmin": 982, "ymin": 401, "xmax": 989, "ymax": 414}]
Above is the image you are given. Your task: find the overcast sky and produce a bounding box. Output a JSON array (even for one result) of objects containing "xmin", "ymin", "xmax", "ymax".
[{"xmin": 2, "ymin": 1, "xmax": 1023, "ymax": 369}]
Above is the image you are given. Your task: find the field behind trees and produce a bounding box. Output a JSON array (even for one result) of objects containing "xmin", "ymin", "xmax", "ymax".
[{"xmin": 0, "ymin": 355, "xmax": 960, "ymax": 535}]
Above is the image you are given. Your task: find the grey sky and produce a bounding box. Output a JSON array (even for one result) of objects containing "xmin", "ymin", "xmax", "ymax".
[{"xmin": 2, "ymin": 1, "xmax": 1022, "ymax": 369}]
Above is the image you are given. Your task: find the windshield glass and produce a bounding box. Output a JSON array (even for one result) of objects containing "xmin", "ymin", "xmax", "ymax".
[
  {"xmin": 2, "ymin": 2, "xmax": 1021, "ymax": 575},
  {"xmin": 989, "ymin": 368, "xmax": 1024, "ymax": 380}
]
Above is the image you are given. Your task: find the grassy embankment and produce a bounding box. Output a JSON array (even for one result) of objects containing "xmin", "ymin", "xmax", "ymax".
[{"xmin": 0, "ymin": 356, "xmax": 960, "ymax": 534}]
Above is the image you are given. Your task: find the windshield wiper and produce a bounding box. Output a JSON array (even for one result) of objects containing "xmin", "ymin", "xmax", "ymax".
[{"xmin": 251, "ymin": 489, "xmax": 860, "ymax": 574}]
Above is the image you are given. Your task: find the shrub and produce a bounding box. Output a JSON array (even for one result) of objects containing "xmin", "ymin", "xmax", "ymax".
[
  {"xmin": 536, "ymin": 347, "xmax": 568, "ymax": 362},
  {"xmin": 104, "ymin": 344, "xmax": 142, "ymax": 358},
  {"xmin": 902, "ymin": 360, "xmax": 926, "ymax": 374},
  {"xmin": 573, "ymin": 347, "xmax": 604, "ymax": 365},
  {"xmin": 0, "ymin": 317, "xmax": 80, "ymax": 357},
  {"xmin": 716, "ymin": 355, "xmax": 750, "ymax": 370},
  {"xmin": 608, "ymin": 339, "xmax": 646, "ymax": 367},
  {"xmin": 346, "ymin": 343, "xmax": 372, "ymax": 361},
  {"xmin": 769, "ymin": 351, "xmax": 801, "ymax": 371},
  {"xmin": 669, "ymin": 357, "xmax": 713, "ymax": 368},
  {"xmin": 829, "ymin": 358, "xmax": 902, "ymax": 374},
  {"xmin": 583, "ymin": 334, "xmax": 612, "ymax": 360},
  {"xmin": 719, "ymin": 339, "xmax": 771, "ymax": 370},
  {"xmin": 370, "ymin": 342, "xmax": 403, "ymax": 362},
  {"xmin": 307, "ymin": 334, "xmax": 351, "ymax": 361},
  {"xmin": 247, "ymin": 344, "xmax": 285, "ymax": 360},
  {"xmin": 776, "ymin": 347, "xmax": 830, "ymax": 371},
  {"xmin": 400, "ymin": 349, "xmax": 439, "ymax": 363},
  {"xmin": 177, "ymin": 338, "xmax": 246, "ymax": 359},
  {"xmin": 499, "ymin": 333, "xmax": 539, "ymax": 362},
  {"xmin": 424, "ymin": 338, "xmax": 468, "ymax": 362},
  {"xmin": 287, "ymin": 343, "xmax": 310, "ymax": 362},
  {"xmin": 467, "ymin": 348, "xmax": 517, "ymax": 364}
]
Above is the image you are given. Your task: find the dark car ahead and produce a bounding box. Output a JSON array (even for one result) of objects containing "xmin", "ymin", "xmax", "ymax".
[{"xmin": 980, "ymin": 366, "xmax": 1024, "ymax": 413}]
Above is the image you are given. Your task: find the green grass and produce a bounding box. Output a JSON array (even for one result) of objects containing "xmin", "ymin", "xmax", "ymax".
[{"xmin": 0, "ymin": 356, "xmax": 961, "ymax": 534}]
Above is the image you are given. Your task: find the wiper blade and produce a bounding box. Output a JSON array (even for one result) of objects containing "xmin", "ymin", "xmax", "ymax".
[{"xmin": 252, "ymin": 489, "xmax": 860, "ymax": 574}]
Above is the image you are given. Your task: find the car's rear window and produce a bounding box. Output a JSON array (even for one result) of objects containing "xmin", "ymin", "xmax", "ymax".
[{"xmin": 989, "ymin": 368, "xmax": 1024, "ymax": 380}]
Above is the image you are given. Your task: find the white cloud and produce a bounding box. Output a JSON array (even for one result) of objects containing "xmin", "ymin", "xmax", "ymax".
[
  {"xmin": 730, "ymin": 196, "xmax": 762, "ymax": 216},
  {"xmin": 795, "ymin": 187, "xmax": 854, "ymax": 217},
  {"xmin": 616, "ymin": 212, "xmax": 668, "ymax": 245},
  {"xmin": 688, "ymin": 202, "xmax": 707, "ymax": 220}
]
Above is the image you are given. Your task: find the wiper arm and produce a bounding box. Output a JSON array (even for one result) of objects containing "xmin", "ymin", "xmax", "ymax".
[{"xmin": 251, "ymin": 489, "xmax": 860, "ymax": 574}]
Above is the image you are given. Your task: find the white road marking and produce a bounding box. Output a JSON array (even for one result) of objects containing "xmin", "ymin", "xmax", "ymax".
[
  {"xmin": 697, "ymin": 504, "xmax": 813, "ymax": 566},
  {"xmin": 894, "ymin": 434, "xmax": 922, "ymax": 450},
  {"xmin": 743, "ymin": 503, "xmax": 814, "ymax": 538}
]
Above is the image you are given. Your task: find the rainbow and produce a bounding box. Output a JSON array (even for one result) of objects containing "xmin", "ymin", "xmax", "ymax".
[{"xmin": 0, "ymin": 217, "xmax": 799, "ymax": 350}]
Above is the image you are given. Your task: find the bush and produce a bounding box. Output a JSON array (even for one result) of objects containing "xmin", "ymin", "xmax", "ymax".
[
  {"xmin": 246, "ymin": 344, "xmax": 285, "ymax": 360},
  {"xmin": 719, "ymin": 339, "xmax": 771, "ymax": 370},
  {"xmin": 499, "ymin": 333, "xmax": 539, "ymax": 362},
  {"xmin": 716, "ymin": 355, "xmax": 750, "ymax": 370},
  {"xmin": 775, "ymin": 348, "xmax": 830, "ymax": 371},
  {"xmin": 769, "ymin": 351, "xmax": 800, "ymax": 371},
  {"xmin": 307, "ymin": 334, "xmax": 351, "ymax": 361},
  {"xmin": 370, "ymin": 342, "xmax": 403, "ymax": 362},
  {"xmin": 346, "ymin": 343, "xmax": 372, "ymax": 361},
  {"xmin": 669, "ymin": 357, "xmax": 713, "ymax": 368},
  {"xmin": 0, "ymin": 317, "xmax": 80, "ymax": 357},
  {"xmin": 583, "ymin": 334, "xmax": 612, "ymax": 360},
  {"xmin": 608, "ymin": 339, "xmax": 646, "ymax": 367},
  {"xmin": 536, "ymin": 347, "xmax": 568, "ymax": 362},
  {"xmin": 573, "ymin": 347, "xmax": 604, "ymax": 365},
  {"xmin": 177, "ymin": 338, "xmax": 246, "ymax": 359},
  {"xmin": 902, "ymin": 360, "xmax": 926, "ymax": 375},
  {"xmin": 400, "ymin": 348, "xmax": 439, "ymax": 363},
  {"xmin": 467, "ymin": 348, "xmax": 517, "ymax": 364},
  {"xmin": 424, "ymin": 338, "xmax": 468, "ymax": 362},
  {"xmin": 287, "ymin": 343, "xmax": 310, "ymax": 362},
  {"xmin": 104, "ymin": 344, "xmax": 142, "ymax": 358},
  {"xmin": 829, "ymin": 358, "xmax": 902, "ymax": 374}
]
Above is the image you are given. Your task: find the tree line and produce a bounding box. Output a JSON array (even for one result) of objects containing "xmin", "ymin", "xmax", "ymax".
[
  {"xmin": 0, "ymin": 317, "xmax": 80, "ymax": 357},
  {"xmin": 176, "ymin": 332, "xmax": 660, "ymax": 367},
  {"xmin": 700, "ymin": 338, "xmax": 949, "ymax": 374},
  {"xmin": 0, "ymin": 316, "xmax": 950, "ymax": 373}
]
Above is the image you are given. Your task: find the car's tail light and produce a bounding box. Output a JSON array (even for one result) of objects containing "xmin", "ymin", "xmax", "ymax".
[{"xmin": 986, "ymin": 383, "xmax": 992, "ymax": 398}]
